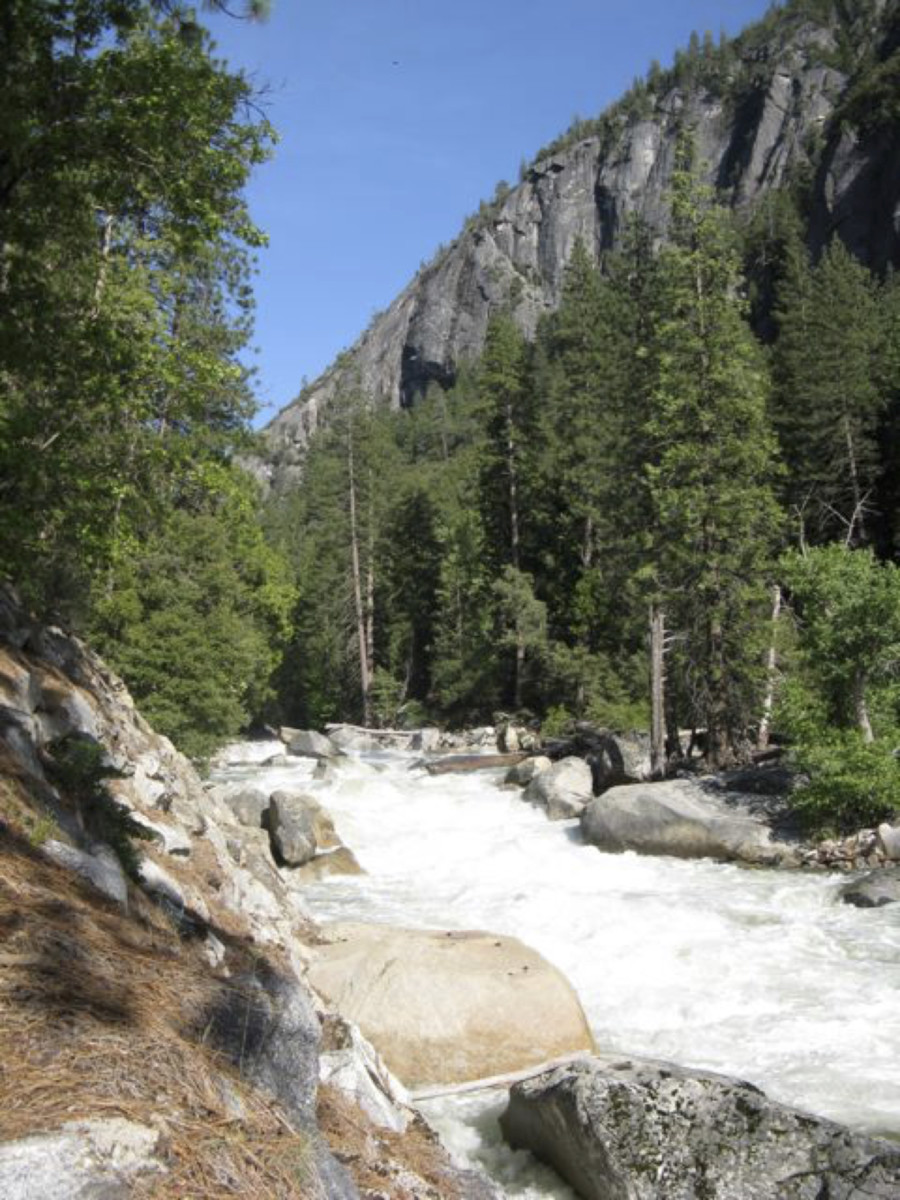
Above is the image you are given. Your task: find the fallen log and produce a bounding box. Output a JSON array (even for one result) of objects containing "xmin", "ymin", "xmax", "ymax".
[{"xmin": 425, "ymin": 753, "xmax": 528, "ymax": 775}]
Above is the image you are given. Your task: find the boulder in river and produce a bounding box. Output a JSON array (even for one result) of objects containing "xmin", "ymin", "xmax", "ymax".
[
  {"xmin": 841, "ymin": 866, "xmax": 900, "ymax": 908},
  {"xmin": 269, "ymin": 790, "xmax": 341, "ymax": 850},
  {"xmin": 505, "ymin": 755, "xmax": 552, "ymax": 787},
  {"xmin": 211, "ymin": 782, "xmax": 269, "ymax": 828},
  {"xmin": 279, "ymin": 727, "xmax": 339, "ymax": 760},
  {"xmin": 523, "ymin": 756, "xmax": 593, "ymax": 819},
  {"xmin": 500, "ymin": 1054, "xmax": 900, "ymax": 1200},
  {"xmin": 306, "ymin": 922, "xmax": 595, "ymax": 1089},
  {"xmin": 293, "ymin": 846, "xmax": 364, "ymax": 884},
  {"xmin": 589, "ymin": 730, "xmax": 652, "ymax": 792},
  {"xmin": 581, "ymin": 778, "xmax": 791, "ymax": 865},
  {"xmin": 267, "ymin": 792, "xmax": 318, "ymax": 867}
]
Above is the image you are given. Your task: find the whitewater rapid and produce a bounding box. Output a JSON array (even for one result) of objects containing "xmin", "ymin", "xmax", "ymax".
[{"xmin": 218, "ymin": 744, "xmax": 900, "ymax": 1197}]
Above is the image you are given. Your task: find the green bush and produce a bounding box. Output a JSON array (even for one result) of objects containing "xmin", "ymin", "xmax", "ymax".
[
  {"xmin": 787, "ymin": 731, "xmax": 900, "ymax": 837},
  {"xmin": 46, "ymin": 736, "xmax": 154, "ymax": 879}
]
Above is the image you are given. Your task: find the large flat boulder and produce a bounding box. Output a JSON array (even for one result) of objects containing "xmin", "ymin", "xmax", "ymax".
[
  {"xmin": 581, "ymin": 778, "xmax": 788, "ymax": 864},
  {"xmin": 523, "ymin": 756, "xmax": 593, "ymax": 819},
  {"xmin": 501, "ymin": 1055, "xmax": 900, "ymax": 1200},
  {"xmin": 306, "ymin": 922, "xmax": 594, "ymax": 1089}
]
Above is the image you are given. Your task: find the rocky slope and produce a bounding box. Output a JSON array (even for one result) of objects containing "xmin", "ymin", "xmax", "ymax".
[
  {"xmin": 0, "ymin": 586, "xmax": 513, "ymax": 1199},
  {"xmin": 260, "ymin": 1, "xmax": 900, "ymax": 491}
]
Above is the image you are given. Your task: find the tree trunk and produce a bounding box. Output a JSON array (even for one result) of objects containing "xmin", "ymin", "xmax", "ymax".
[
  {"xmin": 707, "ymin": 611, "xmax": 728, "ymax": 769},
  {"xmin": 347, "ymin": 420, "xmax": 371, "ymax": 725},
  {"xmin": 365, "ymin": 478, "xmax": 376, "ymax": 717},
  {"xmin": 853, "ymin": 668, "xmax": 874, "ymax": 743},
  {"xmin": 514, "ymin": 632, "xmax": 524, "ymax": 711},
  {"xmin": 757, "ymin": 584, "xmax": 781, "ymax": 751},
  {"xmin": 90, "ymin": 213, "xmax": 115, "ymax": 320},
  {"xmin": 650, "ymin": 604, "xmax": 666, "ymax": 778},
  {"xmin": 842, "ymin": 414, "xmax": 866, "ymax": 544},
  {"xmin": 506, "ymin": 400, "xmax": 520, "ymax": 571}
]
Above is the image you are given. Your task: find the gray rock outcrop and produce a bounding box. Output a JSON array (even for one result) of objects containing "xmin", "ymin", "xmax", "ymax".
[
  {"xmin": 581, "ymin": 778, "xmax": 790, "ymax": 864},
  {"xmin": 43, "ymin": 840, "xmax": 128, "ymax": 907},
  {"xmin": 0, "ymin": 1118, "xmax": 165, "ymax": 1200},
  {"xmin": 501, "ymin": 1054, "xmax": 900, "ymax": 1200},
  {"xmin": 523, "ymin": 756, "xmax": 593, "ymax": 819},
  {"xmin": 212, "ymin": 782, "xmax": 270, "ymax": 827},
  {"xmin": 589, "ymin": 731, "xmax": 652, "ymax": 792}
]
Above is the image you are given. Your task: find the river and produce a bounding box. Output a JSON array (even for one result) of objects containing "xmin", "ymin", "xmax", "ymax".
[{"xmin": 217, "ymin": 742, "xmax": 900, "ymax": 1197}]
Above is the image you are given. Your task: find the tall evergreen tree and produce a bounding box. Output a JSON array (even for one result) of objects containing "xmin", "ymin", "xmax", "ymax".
[
  {"xmin": 477, "ymin": 311, "xmax": 537, "ymax": 705},
  {"xmin": 773, "ymin": 237, "xmax": 885, "ymax": 544},
  {"xmin": 647, "ymin": 135, "xmax": 782, "ymax": 765}
]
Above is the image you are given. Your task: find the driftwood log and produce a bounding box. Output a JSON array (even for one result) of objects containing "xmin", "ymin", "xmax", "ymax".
[{"xmin": 425, "ymin": 753, "xmax": 528, "ymax": 775}]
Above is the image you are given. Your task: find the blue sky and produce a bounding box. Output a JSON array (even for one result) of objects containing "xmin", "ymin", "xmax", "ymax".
[{"xmin": 203, "ymin": 1, "xmax": 774, "ymax": 426}]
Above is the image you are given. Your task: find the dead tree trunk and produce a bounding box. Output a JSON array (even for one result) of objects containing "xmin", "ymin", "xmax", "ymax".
[
  {"xmin": 347, "ymin": 419, "xmax": 371, "ymax": 726},
  {"xmin": 650, "ymin": 603, "xmax": 666, "ymax": 778},
  {"xmin": 757, "ymin": 584, "xmax": 782, "ymax": 752}
]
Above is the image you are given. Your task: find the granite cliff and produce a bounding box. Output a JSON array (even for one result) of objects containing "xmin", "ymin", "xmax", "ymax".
[{"xmin": 261, "ymin": 0, "xmax": 900, "ymax": 490}]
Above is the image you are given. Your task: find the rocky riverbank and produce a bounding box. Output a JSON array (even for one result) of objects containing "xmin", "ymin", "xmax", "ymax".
[{"xmin": 0, "ymin": 587, "xmax": 514, "ymax": 1199}]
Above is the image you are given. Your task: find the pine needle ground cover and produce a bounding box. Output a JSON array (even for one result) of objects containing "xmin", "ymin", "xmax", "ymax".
[{"xmin": 0, "ymin": 824, "xmax": 317, "ymax": 1200}]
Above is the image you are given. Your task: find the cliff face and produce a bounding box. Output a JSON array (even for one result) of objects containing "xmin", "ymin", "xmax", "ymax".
[{"xmin": 261, "ymin": 7, "xmax": 900, "ymax": 490}]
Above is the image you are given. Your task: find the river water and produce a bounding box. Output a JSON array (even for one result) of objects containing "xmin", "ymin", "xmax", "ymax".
[{"xmin": 219, "ymin": 743, "xmax": 900, "ymax": 1197}]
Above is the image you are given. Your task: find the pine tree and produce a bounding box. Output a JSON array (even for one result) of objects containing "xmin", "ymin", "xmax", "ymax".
[
  {"xmin": 647, "ymin": 135, "xmax": 782, "ymax": 766},
  {"xmin": 773, "ymin": 237, "xmax": 884, "ymax": 544},
  {"xmin": 477, "ymin": 311, "xmax": 538, "ymax": 706}
]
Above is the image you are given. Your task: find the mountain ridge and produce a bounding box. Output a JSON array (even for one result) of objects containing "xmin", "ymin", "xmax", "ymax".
[{"xmin": 260, "ymin": 0, "xmax": 900, "ymax": 491}]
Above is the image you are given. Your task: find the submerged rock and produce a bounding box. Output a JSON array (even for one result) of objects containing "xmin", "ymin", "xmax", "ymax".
[
  {"xmin": 501, "ymin": 1054, "xmax": 900, "ymax": 1200},
  {"xmin": 306, "ymin": 922, "xmax": 594, "ymax": 1089},
  {"xmin": 841, "ymin": 866, "xmax": 900, "ymax": 908},
  {"xmin": 292, "ymin": 846, "xmax": 363, "ymax": 884}
]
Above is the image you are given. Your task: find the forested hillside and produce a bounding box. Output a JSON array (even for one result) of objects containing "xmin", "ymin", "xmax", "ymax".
[{"xmin": 266, "ymin": 0, "xmax": 900, "ymax": 834}]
